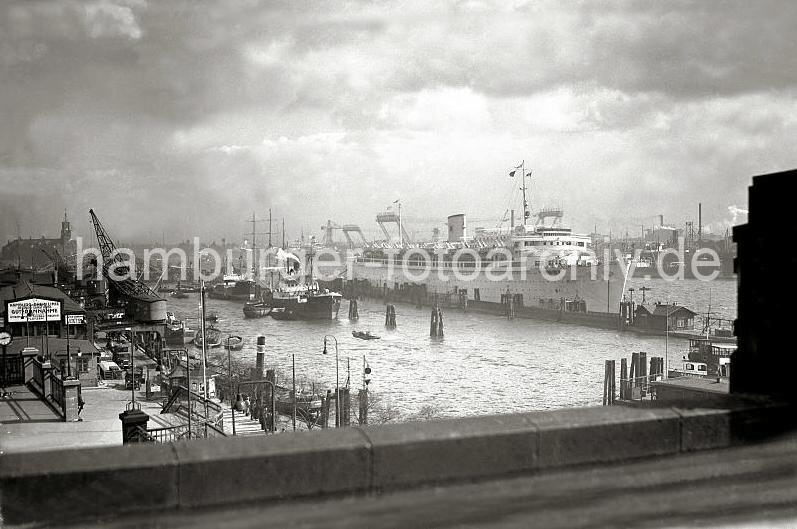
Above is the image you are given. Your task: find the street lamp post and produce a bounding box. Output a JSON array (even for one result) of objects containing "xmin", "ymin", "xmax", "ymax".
[
  {"xmin": 665, "ymin": 305, "xmax": 670, "ymax": 379},
  {"xmin": 66, "ymin": 323, "xmax": 72, "ymax": 379},
  {"xmin": 322, "ymin": 335, "xmax": 340, "ymax": 427},
  {"xmin": 127, "ymin": 327, "xmax": 135, "ymax": 408},
  {"xmin": 26, "ymin": 309, "xmax": 33, "ymax": 347}
]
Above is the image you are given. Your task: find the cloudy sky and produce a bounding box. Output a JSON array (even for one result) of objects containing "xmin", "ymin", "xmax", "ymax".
[{"xmin": 1, "ymin": 0, "xmax": 795, "ymax": 245}]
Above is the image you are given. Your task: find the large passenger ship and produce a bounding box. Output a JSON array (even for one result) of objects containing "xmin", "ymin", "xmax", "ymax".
[{"xmin": 348, "ymin": 169, "xmax": 630, "ymax": 326}]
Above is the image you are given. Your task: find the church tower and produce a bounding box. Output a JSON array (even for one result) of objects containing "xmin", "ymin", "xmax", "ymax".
[{"xmin": 60, "ymin": 210, "xmax": 71, "ymax": 247}]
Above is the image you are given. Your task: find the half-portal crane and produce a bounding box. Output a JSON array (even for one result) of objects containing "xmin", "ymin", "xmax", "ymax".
[{"xmin": 89, "ymin": 209, "xmax": 166, "ymax": 322}]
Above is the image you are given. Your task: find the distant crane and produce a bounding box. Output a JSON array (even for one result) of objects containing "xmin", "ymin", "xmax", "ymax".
[
  {"xmin": 321, "ymin": 220, "xmax": 342, "ymax": 247},
  {"xmin": 341, "ymin": 224, "xmax": 369, "ymax": 248},
  {"xmin": 321, "ymin": 220, "xmax": 369, "ymax": 248},
  {"xmin": 89, "ymin": 209, "xmax": 166, "ymax": 322},
  {"xmin": 39, "ymin": 247, "xmax": 76, "ymax": 284},
  {"xmin": 376, "ymin": 211, "xmax": 412, "ymax": 245}
]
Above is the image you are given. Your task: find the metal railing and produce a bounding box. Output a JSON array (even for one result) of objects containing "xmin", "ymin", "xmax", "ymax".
[
  {"xmin": 50, "ymin": 374, "xmax": 65, "ymax": 413},
  {"xmin": 144, "ymin": 420, "xmax": 226, "ymax": 443},
  {"xmin": 162, "ymin": 385, "xmax": 226, "ymax": 436},
  {"xmin": 1, "ymin": 355, "xmax": 24, "ymax": 385},
  {"xmin": 32, "ymin": 359, "xmax": 44, "ymax": 394},
  {"xmin": 619, "ymin": 374, "xmax": 663, "ymax": 402},
  {"xmin": 146, "ymin": 424, "xmax": 190, "ymax": 442}
]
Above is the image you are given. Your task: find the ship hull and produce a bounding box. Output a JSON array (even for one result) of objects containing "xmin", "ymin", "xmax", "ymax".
[
  {"xmin": 350, "ymin": 260, "xmax": 628, "ymax": 316},
  {"xmin": 271, "ymin": 295, "xmax": 341, "ymax": 320}
]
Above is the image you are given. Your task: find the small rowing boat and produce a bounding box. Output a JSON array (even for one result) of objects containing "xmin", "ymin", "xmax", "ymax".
[
  {"xmin": 352, "ymin": 330, "xmax": 380, "ymax": 340},
  {"xmin": 225, "ymin": 335, "xmax": 244, "ymax": 351}
]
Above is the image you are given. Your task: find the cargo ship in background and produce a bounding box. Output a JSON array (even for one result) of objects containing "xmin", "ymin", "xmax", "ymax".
[{"xmin": 344, "ymin": 165, "xmax": 630, "ymax": 328}]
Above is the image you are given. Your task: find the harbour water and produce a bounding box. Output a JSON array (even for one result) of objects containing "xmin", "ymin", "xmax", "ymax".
[{"xmin": 168, "ymin": 277, "xmax": 736, "ymax": 420}]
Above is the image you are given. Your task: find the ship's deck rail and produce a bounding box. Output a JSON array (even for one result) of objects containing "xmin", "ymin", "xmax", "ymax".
[{"xmin": 355, "ymin": 256, "xmax": 605, "ymax": 269}]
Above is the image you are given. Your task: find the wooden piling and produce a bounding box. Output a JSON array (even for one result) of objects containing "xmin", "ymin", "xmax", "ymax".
[
  {"xmin": 343, "ymin": 388, "xmax": 351, "ymax": 427},
  {"xmin": 348, "ymin": 299, "xmax": 359, "ymax": 320},
  {"xmin": 358, "ymin": 389, "xmax": 368, "ymax": 426},
  {"xmin": 609, "ymin": 360, "xmax": 616, "ymax": 405},
  {"xmin": 620, "ymin": 358, "xmax": 627, "ymax": 400},
  {"xmin": 612, "ymin": 360, "xmax": 617, "ymax": 406},
  {"xmin": 430, "ymin": 307, "xmax": 444, "ymax": 338},
  {"xmin": 385, "ymin": 304, "xmax": 396, "ymax": 329}
]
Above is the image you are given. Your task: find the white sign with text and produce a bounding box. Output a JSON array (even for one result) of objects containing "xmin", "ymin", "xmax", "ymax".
[{"xmin": 6, "ymin": 298, "xmax": 62, "ymax": 323}]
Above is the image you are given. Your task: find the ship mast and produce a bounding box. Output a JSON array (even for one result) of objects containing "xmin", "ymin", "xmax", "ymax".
[
  {"xmin": 514, "ymin": 160, "xmax": 531, "ymax": 226},
  {"xmin": 521, "ymin": 160, "xmax": 529, "ymax": 224},
  {"xmin": 248, "ymin": 211, "xmax": 257, "ymax": 279}
]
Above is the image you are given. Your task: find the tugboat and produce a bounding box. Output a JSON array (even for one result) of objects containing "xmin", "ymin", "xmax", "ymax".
[
  {"xmin": 269, "ymin": 279, "xmax": 341, "ymax": 320},
  {"xmin": 164, "ymin": 312, "xmax": 196, "ymax": 345},
  {"xmin": 266, "ymin": 247, "xmax": 342, "ymax": 320},
  {"xmin": 208, "ymin": 273, "xmax": 260, "ymax": 301}
]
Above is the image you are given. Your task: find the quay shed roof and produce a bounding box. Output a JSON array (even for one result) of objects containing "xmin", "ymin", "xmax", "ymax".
[
  {"xmin": 0, "ymin": 281, "xmax": 85, "ymax": 316},
  {"xmin": 5, "ymin": 338, "xmax": 99, "ymax": 356},
  {"xmin": 636, "ymin": 303, "xmax": 697, "ymax": 317}
]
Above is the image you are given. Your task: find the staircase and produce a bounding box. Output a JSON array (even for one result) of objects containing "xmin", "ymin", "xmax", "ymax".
[{"xmin": 222, "ymin": 408, "xmax": 265, "ymax": 436}]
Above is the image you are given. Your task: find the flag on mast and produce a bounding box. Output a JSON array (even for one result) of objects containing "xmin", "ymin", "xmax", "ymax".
[{"xmin": 509, "ymin": 161, "xmax": 523, "ymax": 177}]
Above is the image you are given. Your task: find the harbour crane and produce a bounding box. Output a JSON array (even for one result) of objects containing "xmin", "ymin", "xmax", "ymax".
[
  {"xmin": 341, "ymin": 224, "xmax": 369, "ymax": 248},
  {"xmin": 88, "ymin": 209, "xmax": 166, "ymax": 322},
  {"xmin": 321, "ymin": 220, "xmax": 370, "ymax": 249},
  {"xmin": 321, "ymin": 220, "xmax": 342, "ymax": 247},
  {"xmin": 376, "ymin": 211, "xmax": 412, "ymax": 245},
  {"xmin": 39, "ymin": 247, "xmax": 76, "ymax": 284}
]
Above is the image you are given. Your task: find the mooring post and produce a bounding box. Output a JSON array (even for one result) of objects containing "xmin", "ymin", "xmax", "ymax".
[
  {"xmin": 610, "ymin": 360, "xmax": 616, "ymax": 405},
  {"xmin": 384, "ymin": 304, "xmax": 396, "ymax": 329},
  {"xmin": 255, "ymin": 335, "xmax": 265, "ymax": 379},
  {"xmin": 343, "ymin": 388, "xmax": 351, "ymax": 426},
  {"xmin": 321, "ymin": 389, "xmax": 331, "ymax": 428},
  {"xmin": 639, "ymin": 351, "xmax": 648, "ymax": 397},
  {"xmin": 620, "ymin": 357, "xmax": 628, "ymax": 400},
  {"xmin": 265, "ymin": 369, "xmax": 275, "ymax": 432},
  {"xmin": 358, "ymin": 388, "xmax": 368, "ymax": 425}
]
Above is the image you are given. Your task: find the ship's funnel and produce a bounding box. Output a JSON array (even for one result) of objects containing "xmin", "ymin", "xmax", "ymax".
[{"xmin": 447, "ymin": 214, "xmax": 466, "ymax": 242}]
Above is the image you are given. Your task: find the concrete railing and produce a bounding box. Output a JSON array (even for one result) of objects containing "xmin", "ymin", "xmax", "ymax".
[{"xmin": 1, "ymin": 400, "xmax": 792, "ymax": 526}]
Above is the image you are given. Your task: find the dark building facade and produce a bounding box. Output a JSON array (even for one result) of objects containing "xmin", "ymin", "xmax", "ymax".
[
  {"xmin": 0, "ymin": 212, "xmax": 76, "ymax": 269},
  {"xmin": 731, "ymin": 169, "xmax": 796, "ymax": 401}
]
